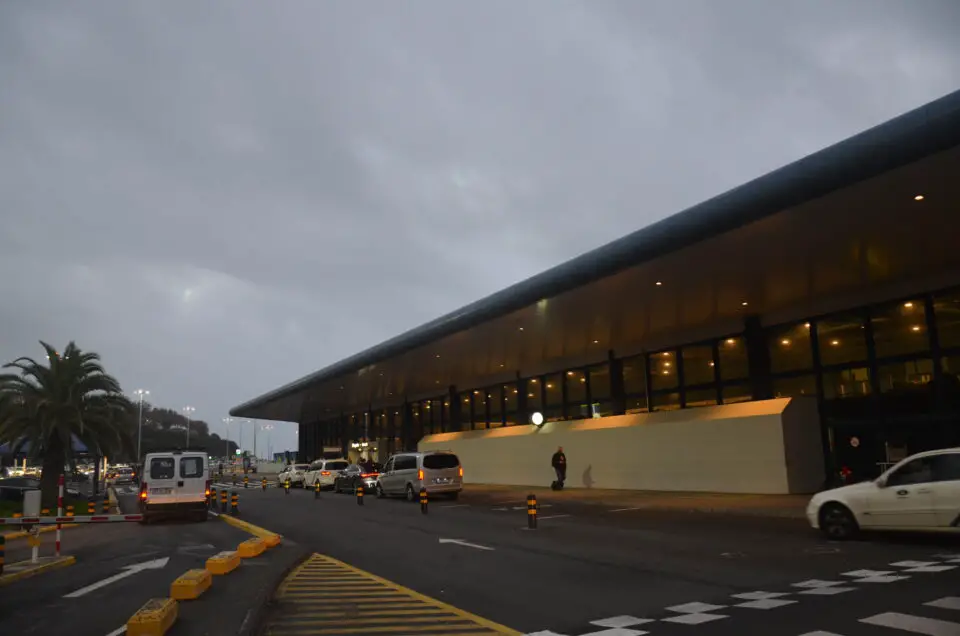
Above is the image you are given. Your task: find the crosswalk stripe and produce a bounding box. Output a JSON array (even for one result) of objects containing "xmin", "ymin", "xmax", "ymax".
[
  {"xmin": 860, "ymin": 612, "xmax": 960, "ymax": 635},
  {"xmin": 927, "ymin": 598, "xmax": 960, "ymax": 611}
]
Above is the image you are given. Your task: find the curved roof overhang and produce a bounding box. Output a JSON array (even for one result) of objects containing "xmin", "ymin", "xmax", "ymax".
[{"xmin": 231, "ymin": 89, "xmax": 960, "ymax": 422}]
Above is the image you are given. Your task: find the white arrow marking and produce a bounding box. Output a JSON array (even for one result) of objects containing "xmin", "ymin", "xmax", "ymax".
[
  {"xmin": 104, "ymin": 627, "xmax": 126, "ymax": 636},
  {"xmin": 64, "ymin": 557, "xmax": 170, "ymax": 598},
  {"xmin": 438, "ymin": 538, "xmax": 495, "ymax": 551}
]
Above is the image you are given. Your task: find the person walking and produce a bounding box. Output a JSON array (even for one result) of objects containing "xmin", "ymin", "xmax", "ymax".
[{"xmin": 551, "ymin": 446, "xmax": 567, "ymax": 490}]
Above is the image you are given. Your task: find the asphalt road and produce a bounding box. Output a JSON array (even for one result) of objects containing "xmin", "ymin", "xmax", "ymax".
[
  {"xmin": 1, "ymin": 491, "xmax": 299, "ymax": 636},
  {"xmin": 229, "ymin": 484, "xmax": 960, "ymax": 636}
]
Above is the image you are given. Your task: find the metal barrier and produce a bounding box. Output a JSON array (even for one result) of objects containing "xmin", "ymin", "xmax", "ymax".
[{"xmin": 0, "ymin": 514, "xmax": 144, "ymax": 525}]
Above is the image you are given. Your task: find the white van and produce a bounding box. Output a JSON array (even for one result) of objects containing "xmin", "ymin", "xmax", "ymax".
[
  {"xmin": 376, "ymin": 451, "xmax": 462, "ymax": 501},
  {"xmin": 139, "ymin": 450, "xmax": 211, "ymax": 522}
]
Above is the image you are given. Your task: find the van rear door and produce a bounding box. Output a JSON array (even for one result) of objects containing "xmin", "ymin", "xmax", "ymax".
[
  {"xmin": 422, "ymin": 453, "xmax": 462, "ymax": 487},
  {"xmin": 176, "ymin": 453, "xmax": 208, "ymax": 504},
  {"xmin": 146, "ymin": 455, "xmax": 177, "ymax": 505}
]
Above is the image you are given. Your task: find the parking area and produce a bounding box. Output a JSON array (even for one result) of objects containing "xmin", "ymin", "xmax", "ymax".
[{"xmin": 229, "ymin": 483, "xmax": 960, "ymax": 636}]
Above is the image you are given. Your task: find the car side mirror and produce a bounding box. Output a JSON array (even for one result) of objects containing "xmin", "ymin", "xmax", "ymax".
[{"xmin": 875, "ymin": 477, "xmax": 887, "ymax": 488}]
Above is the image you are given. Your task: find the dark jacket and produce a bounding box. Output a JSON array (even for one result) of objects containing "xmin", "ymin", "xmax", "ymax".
[{"xmin": 551, "ymin": 452, "xmax": 566, "ymax": 469}]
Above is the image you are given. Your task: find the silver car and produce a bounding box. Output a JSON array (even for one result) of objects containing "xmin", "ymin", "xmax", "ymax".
[{"xmin": 376, "ymin": 451, "xmax": 462, "ymax": 501}]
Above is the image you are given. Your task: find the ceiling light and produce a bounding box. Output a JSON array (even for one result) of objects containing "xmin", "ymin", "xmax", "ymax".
[
  {"xmin": 781, "ymin": 339, "xmax": 790, "ymax": 346},
  {"xmin": 904, "ymin": 302, "xmax": 914, "ymax": 308},
  {"xmin": 518, "ymin": 327, "xmax": 524, "ymax": 331},
  {"xmin": 500, "ymin": 363, "xmax": 505, "ymax": 367},
  {"xmin": 435, "ymin": 354, "xmax": 440, "ymax": 358},
  {"xmin": 664, "ymin": 361, "xmax": 671, "ymax": 367},
  {"xmin": 709, "ymin": 361, "xmax": 715, "ymax": 367},
  {"xmin": 567, "ymin": 371, "xmax": 574, "ymax": 376},
  {"xmin": 530, "ymin": 378, "xmax": 537, "ymax": 383},
  {"xmin": 741, "ymin": 301, "xmax": 748, "ymax": 307},
  {"xmin": 593, "ymin": 339, "xmax": 599, "ymax": 344},
  {"xmin": 528, "ymin": 393, "xmax": 534, "ymax": 398},
  {"xmin": 914, "ymin": 194, "xmax": 924, "ymax": 201},
  {"xmin": 804, "ymin": 322, "xmax": 811, "ymax": 328},
  {"xmin": 546, "ymin": 383, "xmax": 553, "ymax": 389},
  {"xmin": 831, "ymin": 340, "xmax": 840, "ymax": 346},
  {"xmin": 579, "ymin": 378, "xmax": 585, "ymax": 383},
  {"xmin": 726, "ymin": 339, "xmax": 736, "ymax": 345},
  {"xmin": 662, "ymin": 370, "xmax": 669, "ymax": 375},
  {"xmin": 911, "ymin": 325, "xmax": 921, "ymax": 332},
  {"xmin": 655, "ymin": 281, "xmax": 662, "ymax": 286}
]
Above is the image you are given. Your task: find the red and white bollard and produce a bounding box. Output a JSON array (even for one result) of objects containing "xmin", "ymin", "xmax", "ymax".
[{"xmin": 56, "ymin": 474, "xmax": 64, "ymax": 557}]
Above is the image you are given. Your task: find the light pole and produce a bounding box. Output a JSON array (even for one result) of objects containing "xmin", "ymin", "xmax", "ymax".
[
  {"xmin": 222, "ymin": 417, "xmax": 234, "ymax": 460},
  {"xmin": 182, "ymin": 406, "xmax": 195, "ymax": 448},
  {"xmin": 134, "ymin": 389, "xmax": 150, "ymax": 461},
  {"xmin": 261, "ymin": 424, "xmax": 274, "ymax": 461},
  {"xmin": 247, "ymin": 419, "xmax": 258, "ymax": 460}
]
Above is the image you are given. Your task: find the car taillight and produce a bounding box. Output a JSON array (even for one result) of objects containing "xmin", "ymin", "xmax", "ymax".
[
  {"xmin": 205, "ymin": 479, "xmax": 212, "ymax": 497},
  {"xmin": 321, "ymin": 471, "xmax": 330, "ymax": 476},
  {"xmin": 459, "ymin": 466, "xmax": 463, "ymax": 478},
  {"xmin": 361, "ymin": 472, "xmax": 379, "ymax": 478},
  {"xmin": 139, "ymin": 482, "xmax": 148, "ymax": 500},
  {"xmin": 417, "ymin": 469, "xmax": 424, "ymax": 481}
]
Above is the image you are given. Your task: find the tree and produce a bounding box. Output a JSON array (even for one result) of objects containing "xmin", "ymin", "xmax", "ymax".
[{"xmin": 0, "ymin": 341, "xmax": 134, "ymax": 506}]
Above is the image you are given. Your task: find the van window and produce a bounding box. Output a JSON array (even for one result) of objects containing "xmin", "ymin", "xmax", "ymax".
[
  {"xmin": 395, "ymin": 455, "xmax": 417, "ymax": 471},
  {"xmin": 150, "ymin": 457, "xmax": 175, "ymax": 480},
  {"xmin": 423, "ymin": 454, "xmax": 460, "ymax": 470},
  {"xmin": 325, "ymin": 461, "xmax": 349, "ymax": 471},
  {"xmin": 180, "ymin": 456, "xmax": 205, "ymax": 478}
]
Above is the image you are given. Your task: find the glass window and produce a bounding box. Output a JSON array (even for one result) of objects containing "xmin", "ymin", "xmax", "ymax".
[
  {"xmin": 681, "ymin": 344, "xmax": 715, "ymax": 386},
  {"xmin": 876, "ymin": 358, "xmax": 934, "ymax": 393},
  {"xmin": 934, "ymin": 290, "xmax": 960, "ymax": 349},
  {"xmin": 503, "ymin": 384, "xmax": 518, "ymax": 414},
  {"xmin": 420, "ymin": 400, "xmax": 433, "ymax": 435},
  {"xmin": 817, "ymin": 313, "xmax": 868, "ymax": 366},
  {"xmin": 324, "ymin": 460, "xmax": 349, "ymax": 471},
  {"xmin": 721, "ymin": 383, "xmax": 753, "ymax": 404},
  {"xmin": 649, "ymin": 351, "xmax": 679, "ymax": 391},
  {"xmin": 768, "ymin": 323, "xmax": 814, "ymax": 373},
  {"xmin": 651, "ymin": 391, "xmax": 681, "ymax": 411},
  {"xmin": 934, "ymin": 453, "xmax": 960, "ymax": 481},
  {"xmin": 150, "ymin": 457, "xmax": 175, "ymax": 480},
  {"xmin": 457, "ymin": 392, "xmax": 472, "ymax": 429},
  {"xmin": 590, "ymin": 399, "xmax": 613, "ymax": 418},
  {"xmin": 822, "ymin": 367, "xmax": 871, "ymax": 399},
  {"xmin": 772, "ymin": 374, "xmax": 817, "ymax": 399},
  {"xmin": 625, "ymin": 394, "xmax": 649, "ymax": 413},
  {"xmin": 684, "ymin": 387, "xmax": 718, "ymax": 407},
  {"xmin": 886, "ymin": 457, "xmax": 935, "ymax": 487},
  {"xmin": 588, "ymin": 364, "xmax": 611, "ymax": 400},
  {"xmin": 566, "ymin": 369, "xmax": 587, "ymax": 407},
  {"xmin": 523, "ymin": 378, "xmax": 543, "ymax": 412},
  {"xmin": 718, "ymin": 336, "xmax": 748, "ymax": 381},
  {"xmin": 442, "ymin": 399, "xmax": 450, "ymax": 432},
  {"xmin": 423, "ymin": 453, "xmax": 460, "ymax": 469},
  {"xmin": 430, "ymin": 399, "xmax": 443, "ymax": 433},
  {"xmin": 487, "ymin": 387, "xmax": 503, "ymax": 427},
  {"xmin": 622, "ymin": 355, "xmax": 646, "ymax": 396},
  {"xmin": 543, "ymin": 374, "xmax": 563, "ymax": 407},
  {"xmin": 472, "ymin": 390, "xmax": 487, "ymax": 427},
  {"xmin": 872, "ymin": 300, "xmax": 930, "ymax": 359},
  {"xmin": 179, "ymin": 456, "xmax": 204, "ymax": 478}
]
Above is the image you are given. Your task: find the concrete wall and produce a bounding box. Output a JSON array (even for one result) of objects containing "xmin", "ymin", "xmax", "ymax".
[{"xmin": 418, "ymin": 397, "xmax": 824, "ymax": 495}]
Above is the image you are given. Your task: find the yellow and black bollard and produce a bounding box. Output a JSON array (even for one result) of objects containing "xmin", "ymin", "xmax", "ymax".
[
  {"xmin": 0, "ymin": 534, "xmax": 5, "ymax": 575},
  {"xmin": 527, "ymin": 493, "xmax": 538, "ymax": 529},
  {"xmin": 230, "ymin": 491, "xmax": 239, "ymax": 516},
  {"xmin": 243, "ymin": 475, "xmax": 249, "ymax": 489},
  {"xmin": 41, "ymin": 508, "xmax": 50, "ymax": 515},
  {"xmin": 420, "ymin": 487, "xmax": 428, "ymax": 514},
  {"xmin": 66, "ymin": 504, "xmax": 75, "ymax": 518},
  {"xmin": 284, "ymin": 478, "xmax": 291, "ymax": 495},
  {"xmin": 87, "ymin": 501, "xmax": 96, "ymax": 514},
  {"xmin": 314, "ymin": 480, "xmax": 320, "ymax": 499},
  {"xmin": 209, "ymin": 488, "xmax": 217, "ymax": 510},
  {"xmin": 356, "ymin": 485, "xmax": 364, "ymax": 506},
  {"xmin": 220, "ymin": 489, "xmax": 228, "ymax": 514},
  {"xmin": 261, "ymin": 477, "xmax": 267, "ymax": 491}
]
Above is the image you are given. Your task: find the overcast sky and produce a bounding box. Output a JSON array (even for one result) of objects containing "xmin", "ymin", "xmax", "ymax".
[{"xmin": 1, "ymin": 1, "xmax": 957, "ymax": 456}]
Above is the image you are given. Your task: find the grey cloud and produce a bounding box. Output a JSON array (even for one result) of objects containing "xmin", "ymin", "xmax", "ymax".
[{"xmin": 1, "ymin": 0, "xmax": 958, "ymax": 452}]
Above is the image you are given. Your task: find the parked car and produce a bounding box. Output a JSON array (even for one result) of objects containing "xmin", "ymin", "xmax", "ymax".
[
  {"xmin": 334, "ymin": 462, "xmax": 382, "ymax": 494},
  {"xmin": 139, "ymin": 450, "xmax": 211, "ymax": 523},
  {"xmin": 303, "ymin": 459, "xmax": 350, "ymax": 490},
  {"xmin": 108, "ymin": 466, "xmax": 137, "ymax": 486},
  {"xmin": 376, "ymin": 451, "xmax": 462, "ymax": 501},
  {"xmin": 278, "ymin": 464, "xmax": 312, "ymax": 488},
  {"xmin": 807, "ymin": 447, "xmax": 960, "ymax": 539}
]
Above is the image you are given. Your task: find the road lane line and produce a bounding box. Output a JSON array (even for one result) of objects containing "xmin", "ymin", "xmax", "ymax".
[
  {"xmin": 537, "ymin": 514, "xmax": 571, "ymax": 520},
  {"xmin": 609, "ymin": 507, "xmax": 644, "ymax": 512},
  {"xmin": 860, "ymin": 612, "xmax": 960, "ymax": 635},
  {"xmin": 442, "ymin": 504, "xmax": 469, "ymax": 508},
  {"xmin": 104, "ymin": 628, "xmax": 125, "ymax": 636}
]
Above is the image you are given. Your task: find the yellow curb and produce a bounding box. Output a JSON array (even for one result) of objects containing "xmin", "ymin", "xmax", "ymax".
[
  {"xmin": 205, "ymin": 550, "xmax": 241, "ymax": 576},
  {"xmin": 218, "ymin": 513, "xmax": 283, "ymax": 543},
  {"xmin": 170, "ymin": 568, "xmax": 212, "ymax": 600},
  {"xmin": 237, "ymin": 537, "xmax": 266, "ymax": 559},
  {"xmin": 127, "ymin": 597, "xmax": 178, "ymax": 636},
  {"xmin": 0, "ymin": 555, "xmax": 77, "ymax": 586},
  {"xmin": 3, "ymin": 523, "xmax": 81, "ymax": 541}
]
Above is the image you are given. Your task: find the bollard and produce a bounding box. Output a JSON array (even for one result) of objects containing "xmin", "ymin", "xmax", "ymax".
[
  {"xmin": 261, "ymin": 478, "xmax": 266, "ymax": 491},
  {"xmin": 284, "ymin": 479, "xmax": 291, "ymax": 495},
  {"xmin": 231, "ymin": 492, "xmax": 239, "ymax": 516},
  {"xmin": 209, "ymin": 488, "xmax": 217, "ymax": 510},
  {"xmin": 87, "ymin": 501, "xmax": 96, "ymax": 514},
  {"xmin": 314, "ymin": 481, "xmax": 320, "ymax": 499},
  {"xmin": 244, "ymin": 475, "xmax": 249, "ymax": 489},
  {"xmin": 356, "ymin": 485, "xmax": 364, "ymax": 506},
  {"xmin": 220, "ymin": 489, "xmax": 228, "ymax": 514},
  {"xmin": 0, "ymin": 534, "xmax": 5, "ymax": 575},
  {"xmin": 527, "ymin": 493, "xmax": 537, "ymax": 529},
  {"xmin": 66, "ymin": 504, "xmax": 75, "ymax": 517},
  {"xmin": 102, "ymin": 494, "xmax": 111, "ymax": 514},
  {"xmin": 420, "ymin": 487, "xmax": 428, "ymax": 514},
  {"xmin": 41, "ymin": 508, "xmax": 50, "ymax": 515}
]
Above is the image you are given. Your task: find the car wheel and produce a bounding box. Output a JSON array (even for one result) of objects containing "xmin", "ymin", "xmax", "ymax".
[
  {"xmin": 819, "ymin": 502, "xmax": 859, "ymax": 540},
  {"xmin": 376, "ymin": 483, "xmax": 385, "ymax": 499},
  {"xmin": 406, "ymin": 484, "xmax": 416, "ymax": 502}
]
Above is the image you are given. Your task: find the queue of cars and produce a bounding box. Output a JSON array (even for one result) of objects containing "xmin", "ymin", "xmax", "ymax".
[{"xmin": 277, "ymin": 450, "xmax": 463, "ymax": 501}]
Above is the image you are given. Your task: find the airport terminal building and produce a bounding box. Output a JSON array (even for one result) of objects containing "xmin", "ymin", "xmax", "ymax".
[{"xmin": 232, "ymin": 89, "xmax": 960, "ymax": 494}]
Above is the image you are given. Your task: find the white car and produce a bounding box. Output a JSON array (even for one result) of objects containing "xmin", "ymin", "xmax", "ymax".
[
  {"xmin": 278, "ymin": 464, "xmax": 312, "ymax": 487},
  {"xmin": 303, "ymin": 459, "xmax": 350, "ymax": 490},
  {"xmin": 139, "ymin": 450, "xmax": 210, "ymax": 523},
  {"xmin": 807, "ymin": 447, "xmax": 960, "ymax": 539}
]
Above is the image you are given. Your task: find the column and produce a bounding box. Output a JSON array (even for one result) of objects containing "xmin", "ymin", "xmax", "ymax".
[
  {"xmin": 744, "ymin": 315, "xmax": 773, "ymax": 401},
  {"xmin": 609, "ymin": 351, "xmax": 626, "ymax": 416}
]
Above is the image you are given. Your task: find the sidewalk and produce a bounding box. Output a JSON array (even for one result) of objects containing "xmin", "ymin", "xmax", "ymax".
[{"xmin": 462, "ymin": 484, "xmax": 809, "ymax": 519}]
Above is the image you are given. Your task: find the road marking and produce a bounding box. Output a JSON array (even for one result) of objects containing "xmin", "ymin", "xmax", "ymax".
[
  {"xmin": 537, "ymin": 514, "xmax": 571, "ymax": 520},
  {"xmin": 860, "ymin": 611, "xmax": 960, "ymax": 635},
  {"xmin": 262, "ymin": 553, "xmax": 521, "ymax": 635},
  {"xmin": 609, "ymin": 507, "xmax": 644, "ymax": 512},
  {"xmin": 438, "ymin": 538, "xmax": 494, "ymax": 551},
  {"xmin": 442, "ymin": 504, "xmax": 469, "ymax": 508},
  {"xmin": 104, "ymin": 628, "xmax": 125, "ymax": 636},
  {"xmin": 63, "ymin": 557, "xmax": 169, "ymax": 598},
  {"xmin": 927, "ymin": 598, "xmax": 960, "ymax": 611}
]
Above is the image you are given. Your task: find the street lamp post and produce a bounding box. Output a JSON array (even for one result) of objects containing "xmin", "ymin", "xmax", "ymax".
[
  {"xmin": 248, "ymin": 419, "xmax": 258, "ymax": 460},
  {"xmin": 262, "ymin": 424, "xmax": 274, "ymax": 461},
  {"xmin": 222, "ymin": 417, "xmax": 234, "ymax": 460},
  {"xmin": 182, "ymin": 406, "xmax": 195, "ymax": 448},
  {"xmin": 134, "ymin": 389, "xmax": 150, "ymax": 461}
]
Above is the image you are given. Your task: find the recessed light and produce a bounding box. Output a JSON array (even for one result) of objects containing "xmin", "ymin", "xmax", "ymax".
[
  {"xmin": 655, "ymin": 281, "xmax": 662, "ymax": 286},
  {"xmin": 518, "ymin": 327, "xmax": 524, "ymax": 331},
  {"xmin": 593, "ymin": 339, "xmax": 599, "ymax": 344},
  {"xmin": 831, "ymin": 340, "xmax": 840, "ymax": 346},
  {"xmin": 904, "ymin": 302, "xmax": 914, "ymax": 308},
  {"xmin": 567, "ymin": 371, "xmax": 574, "ymax": 376},
  {"xmin": 914, "ymin": 194, "xmax": 924, "ymax": 201},
  {"xmin": 781, "ymin": 339, "xmax": 790, "ymax": 346},
  {"xmin": 726, "ymin": 339, "xmax": 736, "ymax": 345},
  {"xmin": 741, "ymin": 301, "xmax": 748, "ymax": 307},
  {"xmin": 804, "ymin": 322, "xmax": 811, "ymax": 328},
  {"xmin": 435, "ymin": 354, "xmax": 440, "ymax": 358},
  {"xmin": 500, "ymin": 363, "xmax": 505, "ymax": 368},
  {"xmin": 911, "ymin": 325, "xmax": 921, "ymax": 332}
]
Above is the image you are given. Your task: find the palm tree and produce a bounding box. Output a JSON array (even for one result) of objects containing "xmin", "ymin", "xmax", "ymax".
[{"xmin": 0, "ymin": 341, "xmax": 134, "ymax": 506}]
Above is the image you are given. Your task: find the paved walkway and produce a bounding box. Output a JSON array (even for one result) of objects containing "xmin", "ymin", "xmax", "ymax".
[{"xmin": 462, "ymin": 484, "xmax": 809, "ymax": 518}]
